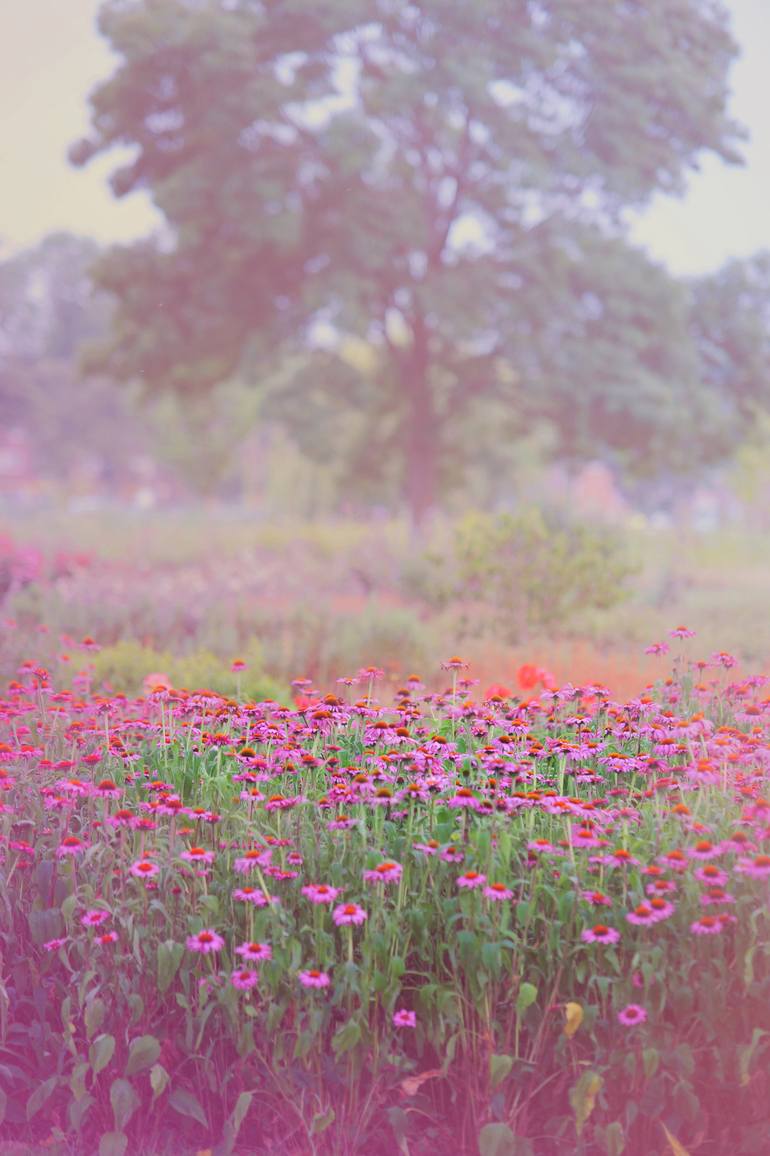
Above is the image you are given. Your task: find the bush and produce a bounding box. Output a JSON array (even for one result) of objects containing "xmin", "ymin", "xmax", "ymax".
[
  {"xmin": 406, "ymin": 509, "xmax": 637, "ymax": 641},
  {"xmin": 91, "ymin": 638, "xmax": 288, "ymax": 701}
]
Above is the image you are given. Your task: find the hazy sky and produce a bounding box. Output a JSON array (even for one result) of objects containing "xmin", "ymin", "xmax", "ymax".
[{"xmin": 1, "ymin": 0, "xmax": 769, "ymax": 275}]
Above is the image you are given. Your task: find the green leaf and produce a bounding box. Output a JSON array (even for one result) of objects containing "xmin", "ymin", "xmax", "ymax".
[
  {"xmin": 169, "ymin": 1086, "xmax": 209, "ymax": 1128},
  {"xmin": 150, "ymin": 1063, "xmax": 169, "ymax": 1101},
  {"xmin": 99, "ymin": 1132, "xmax": 128, "ymax": 1156},
  {"xmin": 85, "ymin": 996, "xmax": 106, "ymax": 1041},
  {"xmin": 478, "ymin": 1122, "xmax": 517, "ymax": 1156},
  {"xmin": 570, "ymin": 1070, "xmax": 603, "ymax": 1136},
  {"xmin": 157, "ymin": 939, "xmax": 184, "ymax": 994},
  {"xmin": 90, "ymin": 1033, "xmax": 116, "ymax": 1076},
  {"xmin": 516, "ymin": 982, "xmax": 537, "ymax": 1015},
  {"xmin": 489, "ymin": 1053, "xmax": 514, "ymax": 1089},
  {"xmin": 331, "ymin": 1019, "xmax": 362, "ymax": 1056},
  {"xmin": 126, "ymin": 1034, "xmax": 161, "ymax": 1076},
  {"xmin": 643, "ymin": 1047, "xmax": 659, "ymax": 1080},
  {"xmin": 603, "ymin": 1121, "xmax": 625, "ymax": 1156},
  {"xmin": 26, "ymin": 1075, "xmax": 58, "ymax": 1120},
  {"xmin": 110, "ymin": 1078, "xmax": 140, "ymax": 1131},
  {"xmin": 310, "ymin": 1106, "xmax": 336, "ymax": 1135}
]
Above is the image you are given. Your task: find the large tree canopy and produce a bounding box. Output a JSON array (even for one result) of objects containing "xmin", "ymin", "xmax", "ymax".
[{"xmin": 74, "ymin": 0, "xmax": 743, "ymax": 520}]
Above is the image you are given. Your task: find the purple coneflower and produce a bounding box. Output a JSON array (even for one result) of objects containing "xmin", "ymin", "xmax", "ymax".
[
  {"xmin": 393, "ymin": 1009, "xmax": 417, "ymax": 1027},
  {"xmin": 186, "ymin": 929, "xmax": 225, "ymax": 954},
  {"xmin": 299, "ymin": 969, "xmax": 330, "ymax": 988},
  {"xmin": 235, "ymin": 941, "xmax": 272, "ymax": 962},
  {"xmin": 231, "ymin": 969, "xmax": 259, "ymax": 990},
  {"xmin": 581, "ymin": 924, "xmax": 621, "ymax": 945},
  {"xmin": 617, "ymin": 1003, "xmax": 647, "ymax": 1026},
  {"xmin": 363, "ymin": 860, "xmax": 402, "ymax": 884},
  {"xmin": 333, "ymin": 902, "xmax": 367, "ymax": 926},
  {"xmin": 301, "ymin": 883, "xmax": 342, "ymax": 905}
]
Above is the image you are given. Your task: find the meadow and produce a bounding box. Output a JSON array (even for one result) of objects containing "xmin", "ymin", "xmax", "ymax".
[{"xmin": 2, "ymin": 510, "xmax": 770, "ymax": 1154}]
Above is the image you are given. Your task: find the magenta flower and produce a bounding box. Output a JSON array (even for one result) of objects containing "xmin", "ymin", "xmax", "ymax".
[
  {"xmin": 483, "ymin": 882, "xmax": 513, "ymax": 901},
  {"xmin": 457, "ymin": 871, "xmax": 487, "ymax": 890},
  {"xmin": 80, "ymin": 909, "xmax": 110, "ymax": 927},
  {"xmin": 180, "ymin": 846, "xmax": 215, "ymax": 865},
  {"xmin": 393, "ymin": 1009, "xmax": 417, "ymax": 1028},
  {"xmin": 301, "ymin": 883, "xmax": 342, "ymax": 905},
  {"xmin": 231, "ymin": 969, "xmax": 259, "ymax": 990},
  {"xmin": 581, "ymin": 925, "xmax": 621, "ymax": 945},
  {"xmin": 43, "ymin": 937, "xmax": 68, "ymax": 952},
  {"xmin": 233, "ymin": 848, "xmax": 272, "ymax": 873},
  {"xmin": 669, "ymin": 626, "xmax": 696, "ymax": 639},
  {"xmin": 617, "ymin": 1004, "xmax": 647, "ymax": 1026},
  {"xmin": 56, "ymin": 836, "xmax": 87, "ymax": 858},
  {"xmin": 625, "ymin": 904, "xmax": 657, "ymax": 926},
  {"xmin": 735, "ymin": 854, "xmax": 770, "ymax": 879},
  {"xmin": 232, "ymin": 886, "xmax": 272, "ymax": 906},
  {"xmin": 186, "ymin": 929, "xmax": 225, "ymax": 954},
  {"xmin": 332, "ymin": 903, "xmax": 368, "ymax": 926},
  {"xmin": 363, "ymin": 860, "xmax": 402, "ymax": 884},
  {"xmin": 235, "ymin": 941, "xmax": 273, "ymax": 962},
  {"xmin": 299, "ymin": 969, "xmax": 331, "ymax": 989},
  {"xmin": 129, "ymin": 858, "xmax": 159, "ymax": 879},
  {"xmin": 690, "ymin": 916, "xmax": 723, "ymax": 936},
  {"xmin": 644, "ymin": 642, "xmax": 670, "ymax": 656}
]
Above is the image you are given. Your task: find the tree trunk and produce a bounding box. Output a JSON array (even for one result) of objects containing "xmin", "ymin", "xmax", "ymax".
[{"xmin": 404, "ymin": 312, "xmax": 437, "ymax": 529}]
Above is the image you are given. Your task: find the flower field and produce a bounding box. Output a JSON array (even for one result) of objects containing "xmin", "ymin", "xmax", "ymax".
[{"xmin": 3, "ymin": 638, "xmax": 770, "ymax": 1155}]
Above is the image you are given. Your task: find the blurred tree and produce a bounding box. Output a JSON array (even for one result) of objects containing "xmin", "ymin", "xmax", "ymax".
[
  {"xmin": 73, "ymin": 0, "xmax": 743, "ymax": 522},
  {"xmin": 688, "ymin": 253, "xmax": 770, "ymax": 452},
  {"xmin": 0, "ymin": 234, "xmax": 146, "ymax": 482}
]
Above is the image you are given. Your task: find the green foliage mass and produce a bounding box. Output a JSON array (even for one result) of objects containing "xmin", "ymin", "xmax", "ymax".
[
  {"xmin": 92, "ymin": 638, "xmax": 287, "ymax": 701},
  {"xmin": 408, "ymin": 510, "xmax": 636, "ymax": 640}
]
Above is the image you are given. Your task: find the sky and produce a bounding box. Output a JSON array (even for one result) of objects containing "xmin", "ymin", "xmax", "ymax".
[{"xmin": 1, "ymin": 0, "xmax": 769, "ymax": 276}]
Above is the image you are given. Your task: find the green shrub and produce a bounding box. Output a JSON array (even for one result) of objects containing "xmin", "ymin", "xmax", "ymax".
[
  {"xmin": 92, "ymin": 637, "xmax": 288, "ymax": 701},
  {"xmin": 407, "ymin": 509, "xmax": 637, "ymax": 642}
]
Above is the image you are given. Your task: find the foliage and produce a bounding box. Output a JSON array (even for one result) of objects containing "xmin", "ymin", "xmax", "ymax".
[
  {"xmin": 407, "ymin": 510, "xmax": 636, "ymax": 640},
  {"xmin": 91, "ymin": 638, "xmax": 287, "ymax": 701},
  {"xmin": 72, "ymin": 0, "xmax": 743, "ymax": 520}
]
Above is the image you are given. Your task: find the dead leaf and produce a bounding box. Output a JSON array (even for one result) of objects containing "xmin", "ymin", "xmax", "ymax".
[{"xmin": 400, "ymin": 1069, "xmax": 443, "ymax": 1097}]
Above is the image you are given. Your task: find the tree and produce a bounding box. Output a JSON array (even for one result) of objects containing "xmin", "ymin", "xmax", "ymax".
[{"xmin": 73, "ymin": 0, "xmax": 743, "ymax": 522}]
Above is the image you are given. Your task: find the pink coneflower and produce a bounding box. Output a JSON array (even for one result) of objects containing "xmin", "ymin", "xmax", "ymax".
[
  {"xmin": 233, "ymin": 848, "xmax": 272, "ymax": 873},
  {"xmin": 181, "ymin": 846, "xmax": 215, "ymax": 865},
  {"xmin": 81, "ymin": 909, "xmax": 110, "ymax": 927},
  {"xmin": 700, "ymin": 886, "xmax": 736, "ymax": 906},
  {"xmin": 617, "ymin": 1003, "xmax": 647, "ymax": 1026},
  {"xmin": 299, "ymin": 969, "xmax": 331, "ymax": 989},
  {"xmin": 693, "ymin": 865, "xmax": 728, "ymax": 886},
  {"xmin": 235, "ymin": 941, "xmax": 272, "ymax": 962},
  {"xmin": 231, "ymin": 968, "xmax": 259, "ymax": 990},
  {"xmin": 690, "ymin": 916, "xmax": 723, "ymax": 936},
  {"xmin": 413, "ymin": 840, "xmax": 441, "ymax": 856},
  {"xmin": 231, "ymin": 886, "xmax": 277, "ymax": 907},
  {"xmin": 604, "ymin": 848, "xmax": 640, "ymax": 869},
  {"xmin": 440, "ymin": 845, "xmax": 465, "ymax": 863},
  {"xmin": 457, "ymin": 870, "xmax": 487, "ymax": 890},
  {"xmin": 645, "ymin": 879, "xmax": 677, "ymax": 896},
  {"xmin": 669, "ymin": 626, "xmax": 696, "ymax": 639},
  {"xmin": 363, "ymin": 860, "xmax": 403, "ymax": 884},
  {"xmin": 186, "ymin": 929, "xmax": 225, "ymax": 954},
  {"xmin": 43, "ymin": 937, "xmax": 68, "ymax": 952},
  {"xmin": 94, "ymin": 779, "xmax": 122, "ymax": 799},
  {"xmin": 56, "ymin": 835, "xmax": 87, "ymax": 858},
  {"xmin": 581, "ymin": 924, "xmax": 621, "ymax": 945},
  {"xmin": 626, "ymin": 904, "xmax": 657, "ymax": 926},
  {"xmin": 129, "ymin": 858, "xmax": 159, "ymax": 879},
  {"xmin": 644, "ymin": 642, "xmax": 670, "ymax": 656},
  {"xmin": 687, "ymin": 840, "xmax": 719, "ymax": 861},
  {"xmin": 581, "ymin": 890, "xmax": 613, "ymax": 907},
  {"xmin": 97, "ymin": 932, "xmax": 118, "ymax": 945},
  {"xmin": 735, "ymin": 854, "xmax": 770, "ymax": 878},
  {"xmin": 647, "ymin": 898, "xmax": 675, "ymax": 922},
  {"xmin": 301, "ymin": 884, "xmax": 342, "ymax": 905},
  {"xmin": 483, "ymin": 882, "xmax": 513, "ymax": 901},
  {"xmin": 393, "ymin": 1009, "xmax": 417, "ymax": 1028},
  {"xmin": 231, "ymin": 659, "xmax": 248, "ymax": 673},
  {"xmin": 333, "ymin": 902, "xmax": 367, "ymax": 926}
]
